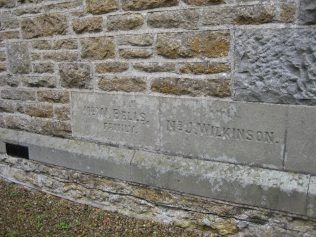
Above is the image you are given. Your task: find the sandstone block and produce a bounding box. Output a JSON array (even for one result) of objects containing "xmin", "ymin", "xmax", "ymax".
[
  {"xmin": 179, "ymin": 63, "xmax": 230, "ymax": 74},
  {"xmin": 157, "ymin": 31, "xmax": 229, "ymax": 59},
  {"xmin": 72, "ymin": 17, "xmax": 103, "ymax": 34},
  {"xmin": 59, "ymin": 63, "xmax": 91, "ymax": 89},
  {"xmin": 122, "ymin": 0, "xmax": 178, "ymax": 11},
  {"xmin": 98, "ymin": 76, "xmax": 146, "ymax": 92},
  {"xmin": 183, "ymin": 0, "xmax": 223, "ymax": 5},
  {"xmin": 86, "ymin": 0, "xmax": 118, "ymax": 15},
  {"xmin": 95, "ymin": 62, "xmax": 129, "ymax": 73},
  {"xmin": 7, "ymin": 42, "xmax": 31, "ymax": 74},
  {"xmin": 151, "ymin": 78, "xmax": 231, "ymax": 97},
  {"xmin": 17, "ymin": 103, "xmax": 53, "ymax": 118},
  {"xmin": 37, "ymin": 90, "xmax": 69, "ymax": 103},
  {"xmin": 53, "ymin": 39, "xmax": 78, "ymax": 50},
  {"xmin": 1, "ymin": 89, "xmax": 36, "ymax": 101},
  {"xmin": 21, "ymin": 75, "xmax": 56, "ymax": 88},
  {"xmin": 41, "ymin": 120, "xmax": 71, "ymax": 137},
  {"xmin": 21, "ymin": 13, "xmax": 67, "ymax": 39},
  {"xmin": 148, "ymin": 9, "xmax": 199, "ymax": 29},
  {"xmin": 279, "ymin": 2, "xmax": 297, "ymax": 23},
  {"xmin": 107, "ymin": 14, "xmax": 144, "ymax": 31},
  {"xmin": 0, "ymin": 99, "xmax": 16, "ymax": 113},
  {"xmin": 201, "ymin": 4, "xmax": 275, "ymax": 25},
  {"xmin": 233, "ymin": 28, "xmax": 316, "ymax": 105},
  {"xmin": 133, "ymin": 63, "xmax": 176, "ymax": 73},
  {"xmin": 119, "ymin": 48, "xmax": 152, "ymax": 59},
  {"xmin": 32, "ymin": 62, "xmax": 55, "ymax": 74},
  {"xmin": 42, "ymin": 51, "xmax": 78, "ymax": 62},
  {"xmin": 80, "ymin": 37, "xmax": 115, "ymax": 60},
  {"xmin": 299, "ymin": 0, "xmax": 316, "ymax": 25},
  {"xmin": 54, "ymin": 105, "xmax": 70, "ymax": 121},
  {"xmin": 117, "ymin": 34, "xmax": 153, "ymax": 46},
  {"xmin": 0, "ymin": 0, "xmax": 15, "ymax": 7}
]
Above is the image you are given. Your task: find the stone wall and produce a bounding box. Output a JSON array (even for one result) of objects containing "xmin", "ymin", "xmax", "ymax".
[{"xmin": 0, "ymin": 0, "xmax": 316, "ymax": 233}]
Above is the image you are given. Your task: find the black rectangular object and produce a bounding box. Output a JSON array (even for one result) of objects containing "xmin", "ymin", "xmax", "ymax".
[{"xmin": 6, "ymin": 143, "xmax": 29, "ymax": 159}]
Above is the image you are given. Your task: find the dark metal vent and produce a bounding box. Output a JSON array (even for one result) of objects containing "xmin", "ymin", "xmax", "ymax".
[{"xmin": 6, "ymin": 143, "xmax": 29, "ymax": 159}]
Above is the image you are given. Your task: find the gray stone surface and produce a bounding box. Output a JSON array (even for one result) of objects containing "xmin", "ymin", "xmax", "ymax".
[
  {"xmin": 233, "ymin": 28, "xmax": 316, "ymax": 105},
  {"xmin": 286, "ymin": 106, "xmax": 316, "ymax": 175},
  {"xmin": 160, "ymin": 97, "xmax": 286, "ymax": 168},
  {"xmin": 71, "ymin": 92, "xmax": 160, "ymax": 150},
  {"xmin": 0, "ymin": 141, "xmax": 5, "ymax": 154},
  {"xmin": 299, "ymin": 0, "xmax": 316, "ymax": 25},
  {"xmin": 307, "ymin": 176, "xmax": 316, "ymax": 217},
  {"xmin": 7, "ymin": 42, "xmax": 31, "ymax": 74},
  {"xmin": 131, "ymin": 151, "xmax": 310, "ymax": 216}
]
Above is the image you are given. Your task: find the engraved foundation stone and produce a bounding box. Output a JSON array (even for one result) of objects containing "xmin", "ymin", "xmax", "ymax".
[
  {"xmin": 71, "ymin": 92, "xmax": 160, "ymax": 150},
  {"xmin": 160, "ymin": 97, "xmax": 287, "ymax": 168}
]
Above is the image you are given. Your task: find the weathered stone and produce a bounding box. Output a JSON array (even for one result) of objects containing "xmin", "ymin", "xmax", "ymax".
[
  {"xmin": 21, "ymin": 75, "xmax": 56, "ymax": 88},
  {"xmin": 183, "ymin": 0, "xmax": 223, "ymax": 5},
  {"xmin": 151, "ymin": 78, "xmax": 231, "ymax": 97},
  {"xmin": 133, "ymin": 63, "xmax": 176, "ymax": 73},
  {"xmin": 107, "ymin": 14, "xmax": 144, "ymax": 31},
  {"xmin": 43, "ymin": 1, "xmax": 81, "ymax": 12},
  {"xmin": 307, "ymin": 176, "xmax": 316, "ymax": 218},
  {"xmin": 117, "ymin": 34, "xmax": 153, "ymax": 46},
  {"xmin": 17, "ymin": 103, "xmax": 53, "ymax": 118},
  {"xmin": 119, "ymin": 48, "xmax": 153, "ymax": 59},
  {"xmin": 54, "ymin": 105, "xmax": 70, "ymax": 121},
  {"xmin": 0, "ymin": 142, "xmax": 5, "ymax": 153},
  {"xmin": 1, "ymin": 89, "xmax": 36, "ymax": 101},
  {"xmin": 201, "ymin": 4, "xmax": 275, "ymax": 25},
  {"xmin": 0, "ymin": 31, "xmax": 20, "ymax": 43},
  {"xmin": 42, "ymin": 51, "xmax": 78, "ymax": 61},
  {"xmin": 286, "ymin": 106, "xmax": 316, "ymax": 175},
  {"xmin": 52, "ymin": 39, "xmax": 78, "ymax": 50},
  {"xmin": 157, "ymin": 31, "xmax": 229, "ymax": 59},
  {"xmin": 0, "ymin": 63, "xmax": 6, "ymax": 72},
  {"xmin": 0, "ymin": 99, "xmax": 16, "ymax": 113},
  {"xmin": 72, "ymin": 92, "xmax": 160, "ymax": 149},
  {"xmin": 233, "ymin": 28, "xmax": 316, "ymax": 105},
  {"xmin": 95, "ymin": 62, "xmax": 129, "ymax": 73},
  {"xmin": 32, "ymin": 40, "xmax": 51, "ymax": 50},
  {"xmin": 279, "ymin": 2, "xmax": 297, "ymax": 23},
  {"xmin": 41, "ymin": 120, "xmax": 71, "ymax": 137},
  {"xmin": 0, "ymin": 51, "xmax": 6, "ymax": 61},
  {"xmin": 299, "ymin": 0, "xmax": 316, "ymax": 25},
  {"xmin": 80, "ymin": 37, "xmax": 115, "ymax": 60},
  {"xmin": 21, "ymin": 13, "xmax": 67, "ymax": 39},
  {"xmin": 32, "ymin": 62, "xmax": 55, "ymax": 74},
  {"xmin": 15, "ymin": 5, "xmax": 42, "ymax": 15},
  {"xmin": 180, "ymin": 63, "xmax": 230, "ymax": 74},
  {"xmin": 0, "ymin": 0, "xmax": 15, "ymax": 7},
  {"xmin": 122, "ymin": 0, "xmax": 178, "ymax": 11},
  {"xmin": 59, "ymin": 63, "xmax": 91, "ymax": 89},
  {"xmin": 131, "ymin": 151, "xmax": 309, "ymax": 215},
  {"xmin": 72, "ymin": 17, "xmax": 103, "ymax": 34},
  {"xmin": 7, "ymin": 42, "xmax": 31, "ymax": 74},
  {"xmin": 159, "ymin": 96, "xmax": 286, "ymax": 167},
  {"xmin": 0, "ymin": 18, "xmax": 19, "ymax": 30},
  {"xmin": 17, "ymin": 0, "xmax": 43, "ymax": 4},
  {"xmin": 98, "ymin": 76, "xmax": 146, "ymax": 92},
  {"xmin": 86, "ymin": 0, "xmax": 118, "ymax": 15},
  {"xmin": 4, "ymin": 114, "xmax": 44, "ymax": 133},
  {"xmin": 148, "ymin": 9, "xmax": 199, "ymax": 29},
  {"xmin": 37, "ymin": 90, "xmax": 69, "ymax": 103},
  {"xmin": 0, "ymin": 74, "xmax": 19, "ymax": 87}
]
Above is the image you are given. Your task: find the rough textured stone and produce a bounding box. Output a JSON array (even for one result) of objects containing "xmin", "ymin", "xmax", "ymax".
[
  {"xmin": 53, "ymin": 39, "xmax": 78, "ymax": 50},
  {"xmin": 279, "ymin": 2, "xmax": 297, "ymax": 23},
  {"xmin": 0, "ymin": 63, "xmax": 6, "ymax": 72},
  {"xmin": 1, "ymin": 89, "xmax": 36, "ymax": 101},
  {"xmin": 133, "ymin": 63, "xmax": 176, "ymax": 73},
  {"xmin": 286, "ymin": 106, "xmax": 316, "ymax": 175},
  {"xmin": 307, "ymin": 177, "xmax": 316, "ymax": 218},
  {"xmin": 119, "ymin": 48, "xmax": 153, "ymax": 59},
  {"xmin": 299, "ymin": 0, "xmax": 316, "ymax": 25},
  {"xmin": 117, "ymin": 34, "xmax": 153, "ymax": 46},
  {"xmin": 180, "ymin": 63, "xmax": 230, "ymax": 74},
  {"xmin": 201, "ymin": 4, "xmax": 275, "ymax": 25},
  {"xmin": 95, "ymin": 62, "xmax": 129, "ymax": 73},
  {"xmin": 21, "ymin": 14, "xmax": 67, "ymax": 39},
  {"xmin": 73, "ymin": 17, "xmax": 103, "ymax": 34},
  {"xmin": 183, "ymin": 0, "xmax": 223, "ymax": 5},
  {"xmin": 233, "ymin": 28, "xmax": 316, "ymax": 105},
  {"xmin": 0, "ymin": 31, "xmax": 20, "ymax": 42},
  {"xmin": 0, "ymin": 0, "xmax": 15, "ymax": 7},
  {"xmin": 59, "ymin": 63, "xmax": 91, "ymax": 89},
  {"xmin": 41, "ymin": 120, "xmax": 71, "ymax": 137},
  {"xmin": 0, "ymin": 18, "xmax": 19, "ymax": 30},
  {"xmin": 151, "ymin": 78, "xmax": 231, "ymax": 97},
  {"xmin": 37, "ymin": 90, "xmax": 69, "ymax": 103},
  {"xmin": 148, "ymin": 10, "xmax": 199, "ymax": 29},
  {"xmin": 32, "ymin": 62, "xmax": 55, "ymax": 74},
  {"xmin": 80, "ymin": 37, "xmax": 115, "ymax": 60},
  {"xmin": 21, "ymin": 75, "xmax": 56, "ymax": 88},
  {"xmin": 122, "ymin": 0, "xmax": 178, "ymax": 11},
  {"xmin": 0, "ymin": 99, "xmax": 16, "ymax": 113},
  {"xmin": 54, "ymin": 105, "xmax": 70, "ymax": 121},
  {"xmin": 7, "ymin": 42, "xmax": 31, "ymax": 74},
  {"xmin": 72, "ymin": 92, "xmax": 160, "ymax": 149},
  {"xmin": 98, "ymin": 76, "xmax": 146, "ymax": 92},
  {"xmin": 42, "ymin": 51, "xmax": 78, "ymax": 62},
  {"xmin": 17, "ymin": 103, "xmax": 53, "ymax": 118},
  {"xmin": 86, "ymin": 0, "xmax": 118, "ymax": 15},
  {"xmin": 157, "ymin": 31, "xmax": 229, "ymax": 59},
  {"xmin": 107, "ymin": 14, "xmax": 144, "ymax": 31}
]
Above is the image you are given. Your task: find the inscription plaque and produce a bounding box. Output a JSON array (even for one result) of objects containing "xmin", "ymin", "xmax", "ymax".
[
  {"xmin": 72, "ymin": 92, "xmax": 160, "ymax": 149},
  {"xmin": 160, "ymin": 97, "xmax": 287, "ymax": 168}
]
